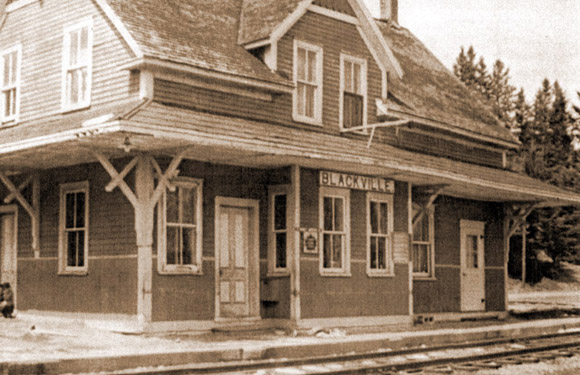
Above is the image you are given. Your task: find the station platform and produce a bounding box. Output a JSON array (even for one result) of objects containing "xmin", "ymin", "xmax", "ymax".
[{"xmin": 2, "ymin": 310, "xmax": 580, "ymax": 375}]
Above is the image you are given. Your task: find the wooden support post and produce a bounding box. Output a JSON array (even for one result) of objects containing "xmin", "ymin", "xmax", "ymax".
[
  {"xmin": 291, "ymin": 165, "xmax": 301, "ymax": 322},
  {"xmin": 504, "ymin": 209, "xmax": 511, "ymax": 311},
  {"xmin": 522, "ymin": 224, "xmax": 527, "ymax": 287}
]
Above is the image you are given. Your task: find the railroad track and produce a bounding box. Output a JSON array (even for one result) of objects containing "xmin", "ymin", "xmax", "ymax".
[{"xmin": 103, "ymin": 331, "xmax": 580, "ymax": 375}]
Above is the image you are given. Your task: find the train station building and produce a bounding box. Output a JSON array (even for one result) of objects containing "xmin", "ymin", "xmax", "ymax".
[{"xmin": 1, "ymin": 0, "xmax": 579, "ymax": 333}]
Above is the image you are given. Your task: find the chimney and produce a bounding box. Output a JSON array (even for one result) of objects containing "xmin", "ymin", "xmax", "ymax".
[{"xmin": 380, "ymin": 0, "xmax": 398, "ymax": 24}]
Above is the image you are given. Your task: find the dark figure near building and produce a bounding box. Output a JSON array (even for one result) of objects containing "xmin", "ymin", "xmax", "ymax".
[{"xmin": 0, "ymin": 283, "xmax": 14, "ymax": 318}]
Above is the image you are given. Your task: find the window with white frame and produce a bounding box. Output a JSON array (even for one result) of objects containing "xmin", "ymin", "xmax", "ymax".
[
  {"xmin": 62, "ymin": 18, "xmax": 93, "ymax": 110},
  {"xmin": 293, "ymin": 40, "xmax": 323, "ymax": 125},
  {"xmin": 158, "ymin": 178, "xmax": 203, "ymax": 274},
  {"xmin": 59, "ymin": 181, "xmax": 89, "ymax": 274},
  {"xmin": 1, "ymin": 45, "xmax": 21, "ymax": 123},
  {"xmin": 268, "ymin": 185, "xmax": 290, "ymax": 274},
  {"xmin": 412, "ymin": 204, "xmax": 434, "ymax": 278},
  {"xmin": 340, "ymin": 54, "xmax": 367, "ymax": 130},
  {"xmin": 367, "ymin": 192, "xmax": 393, "ymax": 276},
  {"xmin": 320, "ymin": 187, "xmax": 350, "ymax": 275}
]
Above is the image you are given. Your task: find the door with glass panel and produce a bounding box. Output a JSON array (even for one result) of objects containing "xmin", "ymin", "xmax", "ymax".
[{"xmin": 460, "ymin": 220, "xmax": 486, "ymax": 312}]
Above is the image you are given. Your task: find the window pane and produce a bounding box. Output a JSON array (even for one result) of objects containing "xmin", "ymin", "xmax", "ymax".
[
  {"xmin": 3, "ymin": 90, "xmax": 12, "ymax": 118},
  {"xmin": 304, "ymin": 84, "xmax": 315, "ymax": 118},
  {"xmin": 67, "ymin": 231, "xmax": 77, "ymax": 267},
  {"xmin": 166, "ymin": 226, "xmax": 178, "ymax": 265},
  {"xmin": 332, "ymin": 234, "xmax": 342, "ymax": 268},
  {"xmin": 323, "ymin": 233, "xmax": 331, "ymax": 268},
  {"xmin": 297, "ymin": 48, "xmax": 306, "ymax": 81},
  {"xmin": 334, "ymin": 197, "xmax": 344, "ymax": 231},
  {"xmin": 77, "ymin": 230, "xmax": 85, "ymax": 267},
  {"xmin": 80, "ymin": 27, "xmax": 89, "ymax": 62},
  {"xmin": 413, "ymin": 243, "xmax": 429, "ymax": 273},
  {"xmin": 297, "ymin": 83, "xmax": 305, "ymax": 116},
  {"xmin": 68, "ymin": 70, "xmax": 78, "ymax": 104},
  {"xmin": 181, "ymin": 186, "xmax": 195, "ymax": 224},
  {"xmin": 379, "ymin": 202, "xmax": 388, "ymax": 234},
  {"xmin": 182, "ymin": 227, "xmax": 195, "ymax": 265},
  {"xmin": 353, "ymin": 63, "xmax": 361, "ymax": 94},
  {"xmin": 370, "ymin": 201, "xmax": 378, "ymax": 234},
  {"xmin": 307, "ymin": 50, "xmax": 317, "ymax": 83},
  {"xmin": 276, "ymin": 232, "xmax": 287, "ymax": 268},
  {"xmin": 75, "ymin": 192, "xmax": 85, "ymax": 228},
  {"xmin": 70, "ymin": 30, "xmax": 79, "ymax": 66},
  {"xmin": 274, "ymin": 194, "xmax": 287, "ymax": 230},
  {"xmin": 80, "ymin": 68, "xmax": 88, "ymax": 103},
  {"xmin": 370, "ymin": 237, "xmax": 377, "ymax": 269},
  {"xmin": 467, "ymin": 235, "xmax": 478, "ymax": 268},
  {"xmin": 323, "ymin": 197, "xmax": 333, "ymax": 231},
  {"xmin": 3, "ymin": 54, "xmax": 10, "ymax": 85},
  {"xmin": 344, "ymin": 61, "xmax": 353, "ymax": 92},
  {"xmin": 65, "ymin": 193, "xmax": 76, "ymax": 229},
  {"xmin": 378, "ymin": 237, "xmax": 386, "ymax": 269},
  {"xmin": 166, "ymin": 189, "xmax": 178, "ymax": 223}
]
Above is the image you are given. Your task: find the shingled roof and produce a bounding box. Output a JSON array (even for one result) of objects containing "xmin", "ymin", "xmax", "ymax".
[
  {"xmin": 105, "ymin": 0, "xmax": 292, "ymax": 88},
  {"xmin": 377, "ymin": 21, "xmax": 518, "ymax": 145},
  {"xmin": 238, "ymin": 0, "xmax": 305, "ymax": 45}
]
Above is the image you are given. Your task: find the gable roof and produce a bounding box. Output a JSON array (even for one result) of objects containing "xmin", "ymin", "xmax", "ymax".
[
  {"xmin": 378, "ymin": 21, "xmax": 518, "ymax": 146},
  {"xmin": 105, "ymin": 0, "xmax": 292, "ymax": 90}
]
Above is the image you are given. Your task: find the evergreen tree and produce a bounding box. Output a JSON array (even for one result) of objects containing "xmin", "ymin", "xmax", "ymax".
[
  {"xmin": 488, "ymin": 60, "xmax": 516, "ymax": 129},
  {"xmin": 453, "ymin": 46, "xmax": 477, "ymax": 90}
]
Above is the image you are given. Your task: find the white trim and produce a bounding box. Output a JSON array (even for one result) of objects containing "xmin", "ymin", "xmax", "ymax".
[
  {"xmin": 268, "ymin": 185, "xmax": 291, "ymax": 275},
  {"xmin": 307, "ymin": 5, "xmax": 359, "ymax": 25},
  {"xmin": 291, "ymin": 165, "xmax": 301, "ymax": 321},
  {"xmin": 263, "ymin": 42, "xmax": 278, "ymax": 72},
  {"xmin": 0, "ymin": 44, "xmax": 22, "ymax": 125},
  {"xmin": 61, "ymin": 17, "xmax": 94, "ymax": 112},
  {"xmin": 319, "ymin": 187, "xmax": 351, "ymax": 276},
  {"xmin": 459, "ymin": 219, "xmax": 486, "ymax": 312},
  {"xmin": 270, "ymin": 1, "xmax": 312, "ymax": 45},
  {"xmin": 297, "ymin": 315, "xmax": 412, "ymax": 329},
  {"xmin": 408, "ymin": 182, "xmax": 413, "ymax": 316},
  {"xmin": 93, "ymin": 0, "xmax": 144, "ymax": 59},
  {"xmin": 356, "ymin": 26, "xmax": 387, "ymax": 99},
  {"xmin": 214, "ymin": 197, "xmax": 260, "ymax": 321},
  {"xmin": 339, "ymin": 53, "xmax": 368, "ymax": 132},
  {"xmin": 157, "ymin": 178, "xmax": 203, "ymax": 275},
  {"xmin": 5, "ymin": 0, "xmax": 35, "ymax": 12},
  {"xmin": 366, "ymin": 192, "xmax": 394, "ymax": 277},
  {"xmin": 121, "ymin": 58, "xmax": 294, "ymax": 94},
  {"xmin": 58, "ymin": 181, "xmax": 90, "ymax": 275},
  {"xmin": 293, "ymin": 40, "xmax": 324, "ymax": 126},
  {"xmin": 411, "ymin": 204, "xmax": 435, "ymax": 279},
  {"xmin": 139, "ymin": 70, "xmax": 154, "ymax": 100}
]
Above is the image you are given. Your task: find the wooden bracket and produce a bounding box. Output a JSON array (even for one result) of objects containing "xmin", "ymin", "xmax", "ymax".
[
  {"xmin": 0, "ymin": 172, "xmax": 40, "ymax": 256},
  {"xmin": 506, "ymin": 203, "xmax": 539, "ymax": 239},
  {"xmin": 412, "ymin": 185, "xmax": 446, "ymax": 227}
]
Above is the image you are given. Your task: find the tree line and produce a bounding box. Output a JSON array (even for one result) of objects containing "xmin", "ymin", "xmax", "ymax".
[{"xmin": 454, "ymin": 46, "xmax": 580, "ymax": 282}]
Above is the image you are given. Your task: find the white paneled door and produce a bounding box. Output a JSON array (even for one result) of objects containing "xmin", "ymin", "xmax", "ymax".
[{"xmin": 460, "ymin": 220, "xmax": 486, "ymax": 312}]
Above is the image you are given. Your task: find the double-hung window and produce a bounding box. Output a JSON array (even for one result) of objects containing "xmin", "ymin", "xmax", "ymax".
[
  {"xmin": 268, "ymin": 185, "xmax": 290, "ymax": 274},
  {"xmin": 158, "ymin": 178, "xmax": 203, "ymax": 274},
  {"xmin": 293, "ymin": 40, "xmax": 323, "ymax": 125},
  {"xmin": 367, "ymin": 192, "xmax": 393, "ymax": 276},
  {"xmin": 62, "ymin": 18, "xmax": 93, "ymax": 111},
  {"xmin": 320, "ymin": 187, "xmax": 350, "ymax": 276},
  {"xmin": 59, "ymin": 181, "xmax": 89, "ymax": 275},
  {"xmin": 1, "ymin": 45, "xmax": 21, "ymax": 124},
  {"xmin": 340, "ymin": 54, "xmax": 367, "ymax": 130},
  {"xmin": 412, "ymin": 204, "xmax": 434, "ymax": 278}
]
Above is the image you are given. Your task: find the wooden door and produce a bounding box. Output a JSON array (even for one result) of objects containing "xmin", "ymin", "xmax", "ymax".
[
  {"xmin": 460, "ymin": 220, "xmax": 486, "ymax": 312},
  {"xmin": 0, "ymin": 213, "xmax": 17, "ymax": 302},
  {"xmin": 218, "ymin": 206, "xmax": 251, "ymax": 318}
]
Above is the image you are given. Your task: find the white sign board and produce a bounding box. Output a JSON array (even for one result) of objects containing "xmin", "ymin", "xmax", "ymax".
[{"xmin": 320, "ymin": 171, "xmax": 394, "ymax": 193}]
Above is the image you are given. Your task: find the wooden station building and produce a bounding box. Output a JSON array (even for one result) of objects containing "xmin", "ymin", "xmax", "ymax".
[{"xmin": 1, "ymin": 0, "xmax": 579, "ymax": 332}]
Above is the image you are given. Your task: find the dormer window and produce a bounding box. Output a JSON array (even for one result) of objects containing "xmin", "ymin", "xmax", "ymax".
[
  {"xmin": 1, "ymin": 45, "xmax": 21, "ymax": 124},
  {"xmin": 293, "ymin": 40, "xmax": 323, "ymax": 125},
  {"xmin": 62, "ymin": 18, "xmax": 93, "ymax": 111},
  {"xmin": 340, "ymin": 54, "xmax": 367, "ymax": 130}
]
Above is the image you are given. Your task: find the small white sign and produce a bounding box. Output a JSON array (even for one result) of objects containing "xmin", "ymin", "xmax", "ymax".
[
  {"xmin": 320, "ymin": 171, "xmax": 394, "ymax": 193},
  {"xmin": 302, "ymin": 228, "xmax": 319, "ymax": 254}
]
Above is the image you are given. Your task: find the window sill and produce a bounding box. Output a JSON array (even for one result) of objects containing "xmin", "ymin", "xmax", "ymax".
[
  {"xmin": 0, "ymin": 119, "xmax": 19, "ymax": 129},
  {"xmin": 61, "ymin": 102, "xmax": 91, "ymax": 114},
  {"xmin": 158, "ymin": 267, "xmax": 203, "ymax": 276},
  {"xmin": 366, "ymin": 271, "xmax": 395, "ymax": 278},
  {"xmin": 320, "ymin": 271, "xmax": 351, "ymax": 278},
  {"xmin": 413, "ymin": 276, "xmax": 436, "ymax": 281},
  {"xmin": 58, "ymin": 270, "xmax": 88, "ymax": 276},
  {"xmin": 266, "ymin": 271, "xmax": 290, "ymax": 278},
  {"xmin": 293, "ymin": 114, "xmax": 323, "ymax": 127}
]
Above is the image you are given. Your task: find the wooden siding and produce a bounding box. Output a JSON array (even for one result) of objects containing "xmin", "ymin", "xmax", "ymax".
[
  {"xmin": 0, "ymin": 0, "xmax": 136, "ymax": 124},
  {"xmin": 413, "ymin": 196, "xmax": 505, "ymax": 314},
  {"xmin": 299, "ymin": 168, "xmax": 409, "ymax": 319},
  {"xmin": 312, "ymin": 0, "xmax": 356, "ymax": 16}
]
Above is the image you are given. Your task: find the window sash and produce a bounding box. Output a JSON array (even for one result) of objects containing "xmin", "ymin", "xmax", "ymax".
[
  {"xmin": 59, "ymin": 182, "xmax": 89, "ymax": 274},
  {"xmin": 322, "ymin": 196, "xmax": 346, "ymax": 271},
  {"xmin": 63, "ymin": 20, "xmax": 92, "ymax": 109},
  {"xmin": 411, "ymin": 206, "xmax": 434, "ymax": 277},
  {"xmin": 294, "ymin": 41, "xmax": 322, "ymax": 123},
  {"xmin": 340, "ymin": 55, "xmax": 366, "ymax": 130},
  {"xmin": 1, "ymin": 47, "xmax": 20, "ymax": 121}
]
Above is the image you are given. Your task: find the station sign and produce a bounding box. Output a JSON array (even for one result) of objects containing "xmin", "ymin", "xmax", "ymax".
[{"xmin": 320, "ymin": 171, "xmax": 394, "ymax": 193}]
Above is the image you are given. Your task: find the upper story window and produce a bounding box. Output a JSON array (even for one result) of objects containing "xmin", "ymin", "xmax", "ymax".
[
  {"xmin": 62, "ymin": 18, "xmax": 93, "ymax": 111},
  {"xmin": 158, "ymin": 178, "xmax": 203, "ymax": 274},
  {"xmin": 293, "ymin": 40, "xmax": 323, "ymax": 125},
  {"xmin": 319, "ymin": 187, "xmax": 350, "ymax": 276},
  {"xmin": 412, "ymin": 204, "xmax": 435, "ymax": 278},
  {"xmin": 367, "ymin": 192, "xmax": 393, "ymax": 276},
  {"xmin": 268, "ymin": 185, "xmax": 290, "ymax": 274},
  {"xmin": 340, "ymin": 54, "xmax": 367, "ymax": 130},
  {"xmin": 1, "ymin": 45, "xmax": 21, "ymax": 124},
  {"xmin": 59, "ymin": 181, "xmax": 89, "ymax": 275}
]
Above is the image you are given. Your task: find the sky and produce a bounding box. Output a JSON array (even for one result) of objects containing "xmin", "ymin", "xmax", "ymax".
[{"xmin": 363, "ymin": 0, "xmax": 580, "ymax": 106}]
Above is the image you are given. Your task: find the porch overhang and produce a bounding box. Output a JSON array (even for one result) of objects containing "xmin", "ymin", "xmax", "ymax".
[{"xmin": 1, "ymin": 106, "xmax": 579, "ymax": 208}]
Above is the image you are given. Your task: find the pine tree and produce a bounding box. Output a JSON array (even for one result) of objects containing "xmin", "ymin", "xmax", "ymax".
[
  {"xmin": 453, "ymin": 46, "xmax": 477, "ymax": 90},
  {"xmin": 488, "ymin": 60, "xmax": 516, "ymax": 129}
]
